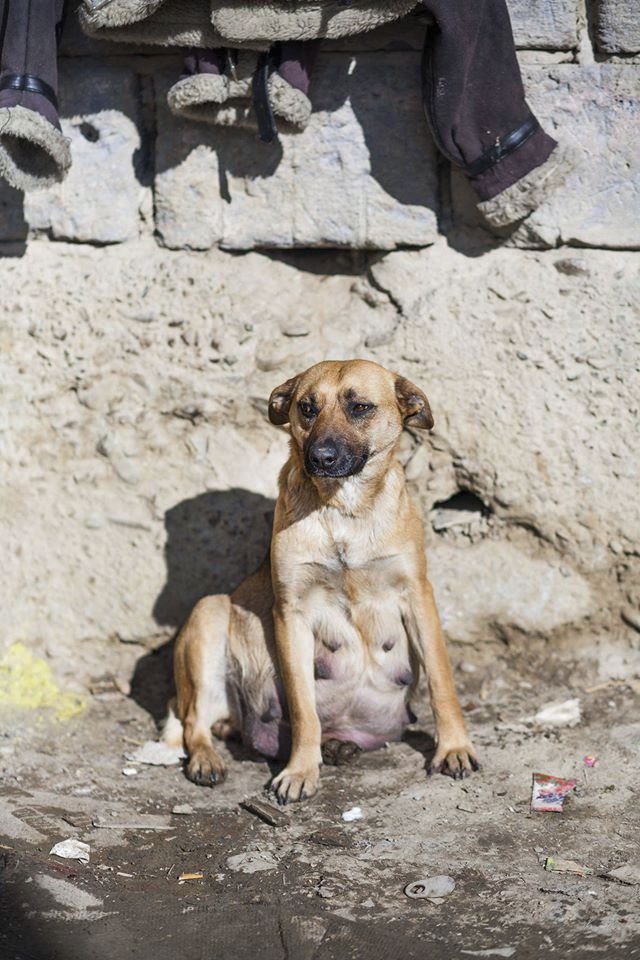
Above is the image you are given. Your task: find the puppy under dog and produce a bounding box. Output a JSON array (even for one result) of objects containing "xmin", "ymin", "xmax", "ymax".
[{"xmin": 164, "ymin": 359, "xmax": 479, "ymax": 802}]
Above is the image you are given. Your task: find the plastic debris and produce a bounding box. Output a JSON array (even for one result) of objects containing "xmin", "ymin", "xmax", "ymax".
[
  {"xmin": 544, "ymin": 857, "xmax": 593, "ymax": 876},
  {"xmin": 178, "ymin": 872, "xmax": 203, "ymax": 882},
  {"xmin": 171, "ymin": 803, "xmax": 194, "ymax": 816},
  {"xmin": 461, "ymin": 949, "xmax": 516, "ymax": 959},
  {"xmin": 126, "ymin": 740, "xmax": 186, "ymax": 766},
  {"xmin": 122, "ymin": 767, "xmax": 138, "ymax": 776},
  {"xmin": 49, "ymin": 839, "xmax": 90, "ymax": 863},
  {"xmin": 531, "ymin": 698, "xmax": 581, "ymax": 728},
  {"xmin": 583, "ymin": 754, "xmax": 598, "ymax": 767},
  {"xmin": 531, "ymin": 773, "xmax": 577, "ymax": 813},
  {"xmin": 241, "ymin": 797, "xmax": 288, "ymax": 827},
  {"xmin": 605, "ymin": 863, "xmax": 640, "ymax": 886},
  {"xmin": 341, "ymin": 806, "xmax": 363, "ymax": 822},
  {"xmin": 404, "ymin": 876, "xmax": 455, "ymax": 900}
]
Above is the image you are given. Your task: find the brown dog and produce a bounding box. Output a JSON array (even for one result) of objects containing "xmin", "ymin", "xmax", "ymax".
[{"xmin": 164, "ymin": 359, "xmax": 479, "ymax": 803}]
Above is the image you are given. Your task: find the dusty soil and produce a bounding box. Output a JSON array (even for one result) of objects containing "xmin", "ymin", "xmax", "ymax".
[{"xmin": 1, "ymin": 643, "xmax": 639, "ymax": 960}]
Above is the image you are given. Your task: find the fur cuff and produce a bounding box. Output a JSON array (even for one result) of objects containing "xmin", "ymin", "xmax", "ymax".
[
  {"xmin": 212, "ymin": 0, "xmax": 416, "ymax": 43},
  {"xmin": 477, "ymin": 144, "xmax": 579, "ymax": 228},
  {"xmin": 80, "ymin": 0, "xmax": 228, "ymax": 47},
  {"xmin": 167, "ymin": 73, "xmax": 230, "ymax": 120},
  {"xmin": 268, "ymin": 73, "xmax": 311, "ymax": 130},
  {"xmin": 0, "ymin": 105, "xmax": 72, "ymax": 192},
  {"xmin": 80, "ymin": 0, "xmax": 165, "ymax": 29}
]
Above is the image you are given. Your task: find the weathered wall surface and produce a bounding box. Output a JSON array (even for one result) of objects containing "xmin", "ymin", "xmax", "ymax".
[{"xmin": 0, "ymin": 2, "xmax": 638, "ymax": 682}]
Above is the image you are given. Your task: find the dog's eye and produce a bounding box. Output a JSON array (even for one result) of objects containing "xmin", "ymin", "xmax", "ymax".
[
  {"xmin": 350, "ymin": 402, "xmax": 374, "ymax": 417},
  {"xmin": 298, "ymin": 401, "xmax": 316, "ymax": 420}
]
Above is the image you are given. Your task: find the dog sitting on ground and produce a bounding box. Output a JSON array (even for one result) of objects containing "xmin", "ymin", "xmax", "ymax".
[{"xmin": 163, "ymin": 359, "xmax": 479, "ymax": 803}]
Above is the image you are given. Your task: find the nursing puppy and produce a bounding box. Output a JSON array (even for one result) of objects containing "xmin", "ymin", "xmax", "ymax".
[{"xmin": 164, "ymin": 359, "xmax": 479, "ymax": 803}]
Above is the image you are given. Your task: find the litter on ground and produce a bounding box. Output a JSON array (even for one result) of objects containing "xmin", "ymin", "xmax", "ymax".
[
  {"xmin": 404, "ymin": 876, "xmax": 456, "ymax": 900},
  {"xmin": 530, "ymin": 698, "xmax": 581, "ymax": 728},
  {"xmin": 49, "ymin": 839, "xmax": 90, "ymax": 863},
  {"xmin": 531, "ymin": 773, "xmax": 577, "ymax": 813},
  {"xmin": 341, "ymin": 806, "xmax": 363, "ymax": 822},
  {"xmin": 544, "ymin": 857, "xmax": 593, "ymax": 876}
]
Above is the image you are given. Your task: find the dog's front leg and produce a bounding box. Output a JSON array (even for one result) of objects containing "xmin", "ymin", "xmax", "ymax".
[
  {"xmin": 407, "ymin": 580, "xmax": 480, "ymax": 779},
  {"xmin": 270, "ymin": 603, "xmax": 322, "ymax": 804}
]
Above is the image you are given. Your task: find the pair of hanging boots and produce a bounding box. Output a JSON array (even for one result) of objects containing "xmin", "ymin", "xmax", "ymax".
[
  {"xmin": 0, "ymin": 0, "xmax": 70, "ymax": 191},
  {"xmin": 167, "ymin": 42, "xmax": 319, "ymax": 141}
]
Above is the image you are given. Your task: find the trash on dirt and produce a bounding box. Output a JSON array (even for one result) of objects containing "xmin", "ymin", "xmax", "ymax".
[
  {"xmin": 226, "ymin": 850, "xmax": 279, "ymax": 873},
  {"xmin": 456, "ymin": 802, "xmax": 476, "ymax": 813},
  {"xmin": 404, "ymin": 876, "xmax": 455, "ymax": 900},
  {"xmin": 178, "ymin": 871, "xmax": 203, "ymax": 882},
  {"xmin": 89, "ymin": 675, "xmax": 127, "ymax": 700},
  {"xmin": 122, "ymin": 767, "xmax": 138, "ymax": 776},
  {"xmin": 341, "ymin": 806, "xmax": 363, "ymax": 822},
  {"xmin": 49, "ymin": 839, "xmax": 90, "ymax": 863},
  {"xmin": 583, "ymin": 754, "xmax": 598, "ymax": 767},
  {"xmin": 461, "ymin": 949, "xmax": 516, "ymax": 959},
  {"xmin": 604, "ymin": 863, "xmax": 640, "ymax": 886},
  {"xmin": 126, "ymin": 740, "xmax": 186, "ymax": 766},
  {"xmin": 531, "ymin": 773, "xmax": 577, "ymax": 813},
  {"xmin": 241, "ymin": 797, "xmax": 288, "ymax": 827},
  {"xmin": 544, "ymin": 857, "xmax": 593, "ymax": 876},
  {"xmin": 171, "ymin": 803, "xmax": 194, "ymax": 816},
  {"xmin": 530, "ymin": 698, "xmax": 581, "ymax": 728}
]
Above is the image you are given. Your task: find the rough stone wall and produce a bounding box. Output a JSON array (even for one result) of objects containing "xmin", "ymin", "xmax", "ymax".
[{"xmin": 0, "ymin": 2, "xmax": 638, "ymax": 682}]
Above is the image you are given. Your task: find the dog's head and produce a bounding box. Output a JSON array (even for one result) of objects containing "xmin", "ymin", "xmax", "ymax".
[{"xmin": 268, "ymin": 359, "xmax": 433, "ymax": 479}]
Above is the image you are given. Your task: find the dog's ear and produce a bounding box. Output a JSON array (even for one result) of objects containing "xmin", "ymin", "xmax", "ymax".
[
  {"xmin": 268, "ymin": 375, "xmax": 299, "ymax": 426},
  {"xmin": 394, "ymin": 375, "xmax": 434, "ymax": 430}
]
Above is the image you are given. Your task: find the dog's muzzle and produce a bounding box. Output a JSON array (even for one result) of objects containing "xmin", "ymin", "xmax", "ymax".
[{"xmin": 304, "ymin": 438, "xmax": 368, "ymax": 478}]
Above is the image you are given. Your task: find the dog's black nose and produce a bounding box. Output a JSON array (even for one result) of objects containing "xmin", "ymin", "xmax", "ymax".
[{"xmin": 308, "ymin": 441, "xmax": 339, "ymax": 472}]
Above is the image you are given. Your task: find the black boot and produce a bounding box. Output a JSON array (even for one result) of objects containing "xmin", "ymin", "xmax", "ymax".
[
  {"xmin": 0, "ymin": 0, "xmax": 71, "ymax": 191},
  {"xmin": 421, "ymin": 0, "xmax": 575, "ymax": 227}
]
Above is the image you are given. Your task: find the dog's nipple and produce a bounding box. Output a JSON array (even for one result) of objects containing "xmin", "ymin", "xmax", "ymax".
[
  {"xmin": 323, "ymin": 637, "xmax": 341, "ymax": 652},
  {"xmin": 381, "ymin": 637, "xmax": 396, "ymax": 652},
  {"xmin": 396, "ymin": 669, "xmax": 414, "ymax": 687},
  {"xmin": 314, "ymin": 659, "xmax": 332, "ymax": 680}
]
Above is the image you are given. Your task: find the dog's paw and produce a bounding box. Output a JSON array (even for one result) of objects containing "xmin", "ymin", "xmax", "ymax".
[
  {"xmin": 321, "ymin": 739, "xmax": 362, "ymax": 767},
  {"xmin": 186, "ymin": 746, "xmax": 227, "ymax": 787},
  {"xmin": 270, "ymin": 764, "xmax": 320, "ymax": 804},
  {"xmin": 428, "ymin": 743, "xmax": 481, "ymax": 780}
]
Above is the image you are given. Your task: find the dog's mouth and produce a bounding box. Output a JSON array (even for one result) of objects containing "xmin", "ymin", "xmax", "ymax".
[{"xmin": 303, "ymin": 449, "xmax": 369, "ymax": 479}]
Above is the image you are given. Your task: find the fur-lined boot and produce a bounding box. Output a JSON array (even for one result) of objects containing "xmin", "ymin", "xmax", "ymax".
[
  {"xmin": 0, "ymin": 0, "xmax": 71, "ymax": 191},
  {"xmin": 421, "ymin": 0, "xmax": 576, "ymax": 228}
]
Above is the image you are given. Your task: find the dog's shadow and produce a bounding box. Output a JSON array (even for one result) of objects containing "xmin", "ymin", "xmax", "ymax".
[{"xmin": 130, "ymin": 489, "xmax": 274, "ymax": 732}]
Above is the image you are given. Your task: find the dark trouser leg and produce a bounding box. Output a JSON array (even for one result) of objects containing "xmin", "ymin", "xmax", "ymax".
[
  {"xmin": 0, "ymin": 0, "xmax": 71, "ymax": 190},
  {"xmin": 276, "ymin": 40, "xmax": 322, "ymax": 98},
  {"xmin": 421, "ymin": 0, "xmax": 573, "ymax": 225}
]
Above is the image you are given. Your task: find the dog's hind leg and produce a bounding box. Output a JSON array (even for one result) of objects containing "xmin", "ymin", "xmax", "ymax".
[{"xmin": 172, "ymin": 595, "xmax": 234, "ymax": 786}]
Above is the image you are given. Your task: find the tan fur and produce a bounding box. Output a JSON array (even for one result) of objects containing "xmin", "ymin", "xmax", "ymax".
[{"xmin": 168, "ymin": 359, "xmax": 479, "ymax": 801}]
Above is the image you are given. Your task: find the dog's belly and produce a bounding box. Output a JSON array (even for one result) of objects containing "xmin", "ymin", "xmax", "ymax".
[{"xmin": 312, "ymin": 590, "xmax": 415, "ymax": 750}]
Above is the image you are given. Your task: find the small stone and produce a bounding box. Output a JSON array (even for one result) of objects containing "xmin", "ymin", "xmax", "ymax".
[
  {"xmin": 279, "ymin": 317, "xmax": 311, "ymax": 338},
  {"xmin": 554, "ymin": 257, "xmax": 590, "ymax": 276},
  {"xmin": 172, "ymin": 803, "xmax": 194, "ymax": 815},
  {"xmin": 621, "ymin": 607, "xmax": 640, "ymax": 633}
]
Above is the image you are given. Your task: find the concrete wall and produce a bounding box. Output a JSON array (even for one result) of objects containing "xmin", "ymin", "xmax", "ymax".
[{"xmin": 1, "ymin": 2, "xmax": 638, "ymax": 683}]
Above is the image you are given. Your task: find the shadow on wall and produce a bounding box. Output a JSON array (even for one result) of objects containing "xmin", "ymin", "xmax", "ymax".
[
  {"xmin": 131, "ymin": 488, "xmax": 275, "ymax": 725},
  {"xmin": 0, "ymin": 180, "xmax": 28, "ymax": 251}
]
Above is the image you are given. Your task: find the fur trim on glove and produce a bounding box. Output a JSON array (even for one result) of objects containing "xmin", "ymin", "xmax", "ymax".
[
  {"xmin": 167, "ymin": 73, "xmax": 230, "ymax": 120},
  {"xmin": 0, "ymin": 105, "xmax": 72, "ymax": 191},
  {"xmin": 212, "ymin": 0, "xmax": 416, "ymax": 43},
  {"xmin": 477, "ymin": 143, "xmax": 578, "ymax": 228}
]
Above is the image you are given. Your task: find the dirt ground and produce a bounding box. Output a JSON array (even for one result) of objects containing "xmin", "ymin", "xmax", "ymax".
[{"xmin": 1, "ymin": 637, "xmax": 639, "ymax": 960}]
